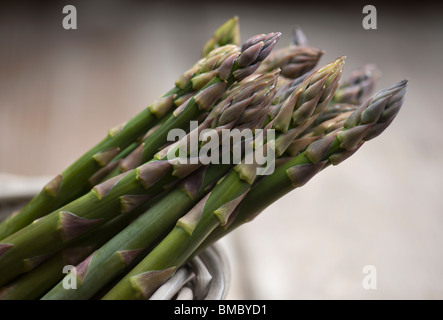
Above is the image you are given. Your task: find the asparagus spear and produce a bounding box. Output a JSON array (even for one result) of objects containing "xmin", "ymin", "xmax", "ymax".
[
  {"xmin": 202, "ymin": 80, "xmax": 407, "ymax": 248},
  {"xmin": 41, "ymin": 71, "xmax": 279, "ymax": 300},
  {"xmin": 258, "ymin": 25, "xmax": 322, "ymax": 79},
  {"xmin": 103, "ymin": 33, "xmax": 281, "ymax": 179},
  {"xmin": 0, "ymin": 50, "xmax": 280, "ymax": 286},
  {"xmin": 257, "ymin": 46, "xmax": 323, "ymax": 79},
  {"xmin": 101, "ymin": 58, "xmax": 345, "ymax": 300},
  {"xmin": 290, "ymin": 26, "xmax": 309, "ymax": 47},
  {"xmin": 201, "ymin": 17, "xmax": 240, "ymax": 57},
  {"xmin": 333, "ymin": 64, "xmax": 380, "ymax": 104},
  {"xmin": 0, "ymin": 45, "xmax": 240, "ymax": 241}
]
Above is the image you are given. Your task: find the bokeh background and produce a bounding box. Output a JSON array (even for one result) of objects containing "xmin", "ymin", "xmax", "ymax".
[{"xmin": 1, "ymin": 0, "xmax": 442, "ymax": 299}]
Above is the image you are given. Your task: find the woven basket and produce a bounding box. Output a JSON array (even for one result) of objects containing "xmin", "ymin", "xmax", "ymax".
[{"xmin": 0, "ymin": 174, "xmax": 230, "ymax": 300}]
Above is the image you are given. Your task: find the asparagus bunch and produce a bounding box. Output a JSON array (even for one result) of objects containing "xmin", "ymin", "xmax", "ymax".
[{"xmin": 0, "ymin": 17, "xmax": 408, "ymax": 300}]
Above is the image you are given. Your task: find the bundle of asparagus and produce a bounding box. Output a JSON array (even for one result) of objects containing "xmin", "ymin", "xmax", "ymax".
[{"xmin": 0, "ymin": 17, "xmax": 407, "ymax": 300}]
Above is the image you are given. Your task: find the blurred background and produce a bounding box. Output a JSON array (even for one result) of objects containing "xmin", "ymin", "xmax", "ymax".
[{"xmin": 1, "ymin": 0, "xmax": 442, "ymax": 299}]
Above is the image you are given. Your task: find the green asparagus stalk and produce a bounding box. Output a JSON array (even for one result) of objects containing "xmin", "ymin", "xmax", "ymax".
[
  {"xmin": 202, "ymin": 17, "xmax": 240, "ymax": 57},
  {"xmin": 0, "ymin": 45, "xmax": 241, "ymax": 241},
  {"xmin": 333, "ymin": 64, "xmax": 380, "ymax": 104},
  {"xmin": 0, "ymin": 211, "xmax": 137, "ymax": 300},
  {"xmin": 102, "ymin": 33, "xmax": 281, "ymax": 179},
  {"xmin": 0, "ymin": 42, "xmax": 281, "ymax": 286},
  {"xmin": 100, "ymin": 58, "xmax": 345, "ymax": 300},
  {"xmin": 202, "ymin": 80, "xmax": 407, "ymax": 247},
  {"xmin": 41, "ymin": 71, "xmax": 279, "ymax": 300}
]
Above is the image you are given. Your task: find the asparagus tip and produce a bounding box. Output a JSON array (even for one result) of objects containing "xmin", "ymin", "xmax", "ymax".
[
  {"xmin": 201, "ymin": 16, "xmax": 241, "ymax": 57},
  {"xmin": 290, "ymin": 26, "xmax": 308, "ymax": 47}
]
